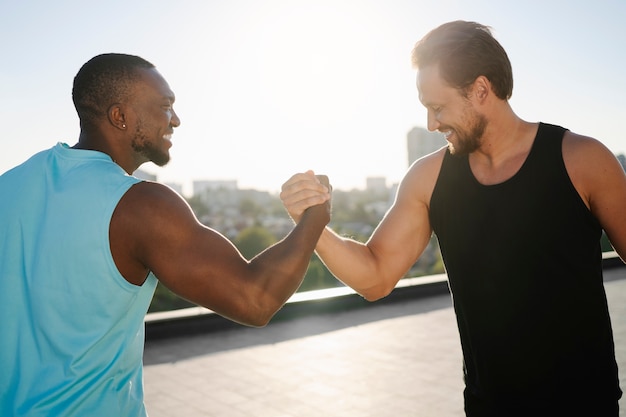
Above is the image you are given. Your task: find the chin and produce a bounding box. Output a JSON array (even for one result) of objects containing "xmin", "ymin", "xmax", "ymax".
[
  {"xmin": 146, "ymin": 149, "xmax": 171, "ymax": 167},
  {"xmin": 153, "ymin": 156, "xmax": 171, "ymax": 167}
]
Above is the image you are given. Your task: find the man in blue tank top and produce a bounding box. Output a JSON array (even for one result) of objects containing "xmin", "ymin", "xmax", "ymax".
[
  {"xmin": 0, "ymin": 54, "xmax": 331, "ymax": 416},
  {"xmin": 280, "ymin": 21, "xmax": 626, "ymax": 416}
]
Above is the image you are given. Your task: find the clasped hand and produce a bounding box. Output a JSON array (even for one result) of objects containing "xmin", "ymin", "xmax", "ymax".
[{"xmin": 280, "ymin": 170, "xmax": 332, "ymax": 223}]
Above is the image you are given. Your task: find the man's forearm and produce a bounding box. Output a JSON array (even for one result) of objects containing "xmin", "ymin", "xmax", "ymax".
[
  {"xmin": 313, "ymin": 227, "xmax": 388, "ymax": 300},
  {"xmin": 247, "ymin": 202, "xmax": 330, "ymax": 323}
]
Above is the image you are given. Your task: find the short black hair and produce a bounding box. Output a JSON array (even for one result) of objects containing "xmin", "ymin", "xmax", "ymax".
[
  {"xmin": 411, "ymin": 21, "xmax": 513, "ymax": 100},
  {"xmin": 72, "ymin": 53, "xmax": 155, "ymax": 125}
]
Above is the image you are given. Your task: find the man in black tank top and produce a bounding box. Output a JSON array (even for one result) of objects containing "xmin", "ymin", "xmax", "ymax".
[{"xmin": 280, "ymin": 21, "xmax": 626, "ymax": 416}]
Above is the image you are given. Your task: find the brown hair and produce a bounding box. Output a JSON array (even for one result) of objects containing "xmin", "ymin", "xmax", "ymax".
[{"xmin": 411, "ymin": 21, "xmax": 513, "ymax": 100}]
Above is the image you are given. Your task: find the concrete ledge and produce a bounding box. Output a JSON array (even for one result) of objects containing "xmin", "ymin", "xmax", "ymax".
[
  {"xmin": 145, "ymin": 253, "xmax": 624, "ymax": 341},
  {"xmin": 145, "ymin": 274, "xmax": 449, "ymax": 341},
  {"xmin": 603, "ymin": 250, "xmax": 623, "ymax": 269}
]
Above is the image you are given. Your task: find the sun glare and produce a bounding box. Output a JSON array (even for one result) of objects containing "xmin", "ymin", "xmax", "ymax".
[{"xmin": 243, "ymin": 2, "xmax": 378, "ymax": 125}]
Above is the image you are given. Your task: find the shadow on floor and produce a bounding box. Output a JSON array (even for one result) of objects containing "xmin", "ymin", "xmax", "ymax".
[{"xmin": 144, "ymin": 291, "xmax": 453, "ymax": 365}]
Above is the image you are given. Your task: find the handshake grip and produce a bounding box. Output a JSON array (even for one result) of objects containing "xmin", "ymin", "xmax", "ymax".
[
  {"xmin": 303, "ymin": 174, "xmax": 331, "ymax": 225},
  {"xmin": 315, "ymin": 174, "xmax": 330, "ymax": 190}
]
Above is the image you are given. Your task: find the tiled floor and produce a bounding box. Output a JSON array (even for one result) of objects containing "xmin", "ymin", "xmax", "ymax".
[{"xmin": 144, "ymin": 268, "xmax": 626, "ymax": 417}]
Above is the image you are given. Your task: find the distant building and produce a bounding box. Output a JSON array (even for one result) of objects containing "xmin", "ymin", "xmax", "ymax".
[
  {"xmin": 366, "ymin": 176, "xmax": 387, "ymax": 193},
  {"xmin": 164, "ymin": 182, "xmax": 184, "ymax": 196},
  {"xmin": 407, "ymin": 127, "xmax": 446, "ymax": 165},
  {"xmin": 365, "ymin": 176, "xmax": 397, "ymax": 208},
  {"xmin": 132, "ymin": 169, "xmax": 183, "ymax": 195},
  {"xmin": 193, "ymin": 179, "xmax": 238, "ymax": 195},
  {"xmin": 133, "ymin": 169, "xmax": 157, "ymax": 181}
]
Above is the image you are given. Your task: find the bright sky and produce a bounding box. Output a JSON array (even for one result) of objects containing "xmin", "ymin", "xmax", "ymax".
[{"xmin": 2, "ymin": 0, "xmax": 625, "ymax": 194}]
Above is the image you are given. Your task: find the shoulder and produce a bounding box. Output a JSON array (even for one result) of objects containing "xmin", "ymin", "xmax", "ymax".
[
  {"xmin": 397, "ymin": 146, "xmax": 447, "ymax": 206},
  {"xmin": 110, "ymin": 180, "xmax": 201, "ymax": 284},
  {"xmin": 115, "ymin": 180, "xmax": 198, "ymax": 231},
  {"xmin": 122, "ymin": 180, "xmax": 189, "ymax": 208},
  {"xmin": 562, "ymin": 130, "xmax": 619, "ymax": 172},
  {"xmin": 562, "ymin": 129, "xmax": 607, "ymax": 151},
  {"xmin": 561, "ymin": 130, "xmax": 624, "ymax": 205}
]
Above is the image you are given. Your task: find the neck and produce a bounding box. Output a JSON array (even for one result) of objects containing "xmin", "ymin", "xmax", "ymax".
[
  {"xmin": 474, "ymin": 105, "xmax": 531, "ymax": 162},
  {"xmin": 468, "ymin": 109, "xmax": 538, "ymax": 185},
  {"xmin": 73, "ymin": 131, "xmax": 138, "ymax": 174}
]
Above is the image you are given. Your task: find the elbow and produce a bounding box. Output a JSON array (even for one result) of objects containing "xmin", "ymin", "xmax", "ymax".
[
  {"xmin": 238, "ymin": 296, "xmax": 282, "ymax": 328},
  {"xmin": 247, "ymin": 305, "xmax": 277, "ymax": 327},
  {"xmin": 244, "ymin": 316, "xmax": 271, "ymax": 328},
  {"xmin": 359, "ymin": 283, "xmax": 394, "ymax": 302},
  {"xmin": 232, "ymin": 309, "xmax": 273, "ymax": 328},
  {"xmin": 211, "ymin": 294, "xmax": 278, "ymax": 328}
]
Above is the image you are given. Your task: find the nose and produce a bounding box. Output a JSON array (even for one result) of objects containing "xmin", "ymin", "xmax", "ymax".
[
  {"xmin": 426, "ymin": 110, "xmax": 440, "ymax": 132},
  {"xmin": 171, "ymin": 108, "xmax": 181, "ymax": 128}
]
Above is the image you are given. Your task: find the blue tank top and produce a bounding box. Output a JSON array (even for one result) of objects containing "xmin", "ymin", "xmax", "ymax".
[
  {"xmin": 0, "ymin": 143, "xmax": 157, "ymax": 416},
  {"xmin": 430, "ymin": 123, "xmax": 621, "ymax": 413}
]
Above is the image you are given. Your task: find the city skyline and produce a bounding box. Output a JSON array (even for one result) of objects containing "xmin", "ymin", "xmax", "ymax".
[{"xmin": 2, "ymin": 0, "xmax": 625, "ymax": 192}]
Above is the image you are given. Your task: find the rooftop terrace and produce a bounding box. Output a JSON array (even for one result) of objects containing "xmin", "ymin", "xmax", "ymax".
[{"xmin": 143, "ymin": 262, "xmax": 626, "ymax": 417}]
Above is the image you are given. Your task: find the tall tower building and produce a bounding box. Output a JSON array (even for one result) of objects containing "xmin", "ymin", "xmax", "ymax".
[{"xmin": 406, "ymin": 127, "xmax": 446, "ymax": 165}]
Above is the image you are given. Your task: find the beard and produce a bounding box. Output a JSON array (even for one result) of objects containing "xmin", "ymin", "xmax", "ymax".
[
  {"xmin": 446, "ymin": 111, "xmax": 487, "ymax": 156},
  {"xmin": 131, "ymin": 126, "xmax": 170, "ymax": 167}
]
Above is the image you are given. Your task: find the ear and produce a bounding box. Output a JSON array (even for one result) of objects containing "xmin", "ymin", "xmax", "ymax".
[
  {"xmin": 108, "ymin": 104, "xmax": 127, "ymax": 130},
  {"xmin": 472, "ymin": 76, "xmax": 490, "ymax": 102}
]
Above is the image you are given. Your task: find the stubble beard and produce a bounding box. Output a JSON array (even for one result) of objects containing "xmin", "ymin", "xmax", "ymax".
[
  {"xmin": 131, "ymin": 125, "xmax": 171, "ymax": 167},
  {"xmin": 447, "ymin": 112, "xmax": 488, "ymax": 156}
]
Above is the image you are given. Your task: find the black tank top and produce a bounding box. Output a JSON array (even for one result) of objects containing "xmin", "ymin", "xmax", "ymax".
[{"xmin": 429, "ymin": 123, "xmax": 621, "ymax": 411}]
